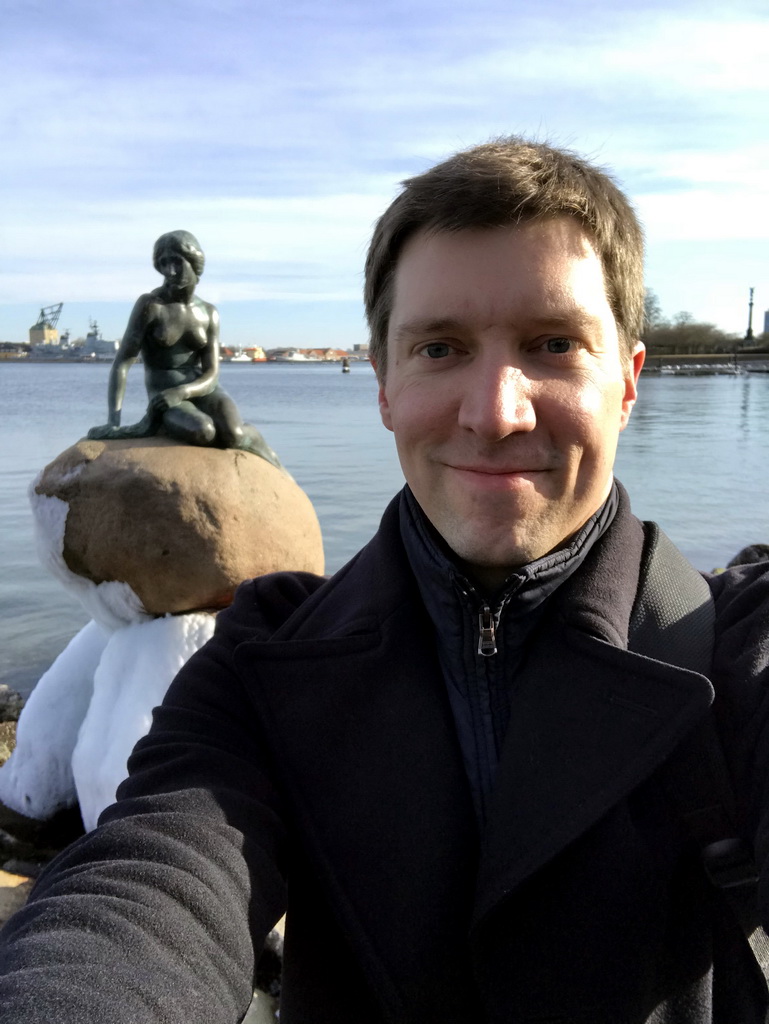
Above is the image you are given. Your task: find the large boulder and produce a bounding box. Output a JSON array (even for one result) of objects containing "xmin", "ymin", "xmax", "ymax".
[{"xmin": 34, "ymin": 438, "xmax": 324, "ymax": 615}]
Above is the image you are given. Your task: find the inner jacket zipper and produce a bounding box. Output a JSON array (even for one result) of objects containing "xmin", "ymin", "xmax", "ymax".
[
  {"xmin": 478, "ymin": 603, "xmax": 498, "ymax": 657},
  {"xmin": 456, "ymin": 575, "xmax": 514, "ymax": 658}
]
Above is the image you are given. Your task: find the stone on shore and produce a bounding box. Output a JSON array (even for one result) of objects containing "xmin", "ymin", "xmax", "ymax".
[
  {"xmin": 33, "ymin": 438, "xmax": 324, "ymax": 616},
  {"xmin": 0, "ymin": 685, "xmax": 24, "ymax": 724},
  {"xmin": 0, "ymin": 686, "xmax": 23, "ymax": 767},
  {"xmin": 0, "ymin": 724, "xmax": 15, "ymax": 766},
  {"xmin": 0, "ymin": 871, "xmax": 34, "ymax": 926}
]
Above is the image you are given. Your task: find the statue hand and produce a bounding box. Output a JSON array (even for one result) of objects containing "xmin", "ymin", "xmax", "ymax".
[
  {"xmin": 87, "ymin": 424, "xmax": 121, "ymax": 440},
  {"xmin": 149, "ymin": 389, "xmax": 184, "ymax": 414}
]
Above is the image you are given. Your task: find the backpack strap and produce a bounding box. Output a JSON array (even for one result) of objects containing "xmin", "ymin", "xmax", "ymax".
[
  {"xmin": 629, "ymin": 522, "xmax": 767, "ymax": 967},
  {"xmin": 630, "ymin": 521, "xmax": 714, "ymax": 677}
]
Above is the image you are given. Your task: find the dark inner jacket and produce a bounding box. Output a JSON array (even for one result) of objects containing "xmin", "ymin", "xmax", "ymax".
[{"xmin": 400, "ymin": 482, "xmax": 619, "ymax": 825}]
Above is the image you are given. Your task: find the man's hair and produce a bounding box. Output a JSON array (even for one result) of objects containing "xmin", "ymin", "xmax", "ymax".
[
  {"xmin": 153, "ymin": 230, "xmax": 205, "ymax": 279},
  {"xmin": 364, "ymin": 136, "xmax": 644, "ymax": 377}
]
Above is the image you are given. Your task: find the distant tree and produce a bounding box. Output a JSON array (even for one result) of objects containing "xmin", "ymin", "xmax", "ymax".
[
  {"xmin": 745, "ymin": 332, "xmax": 769, "ymax": 353},
  {"xmin": 672, "ymin": 311, "xmax": 694, "ymax": 327},
  {"xmin": 643, "ymin": 289, "xmax": 665, "ymax": 332},
  {"xmin": 644, "ymin": 317, "xmax": 738, "ymax": 354},
  {"xmin": 641, "ymin": 293, "xmax": 738, "ymax": 354}
]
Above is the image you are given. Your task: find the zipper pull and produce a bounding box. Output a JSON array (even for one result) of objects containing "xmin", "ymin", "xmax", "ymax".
[{"xmin": 478, "ymin": 603, "xmax": 497, "ymax": 657}]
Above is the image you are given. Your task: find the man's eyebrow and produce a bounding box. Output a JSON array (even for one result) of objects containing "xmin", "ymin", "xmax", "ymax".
[
  {"xmin": 392, "ymin": 317, "xmax": 465, "ymax": 342},
  {"xmin": 528, "ymin": 310, "xmax": 605, "ymax": 332},
  {"xmin": 393, "ymin": 310, "xmax": 605, "ymax": 340}
]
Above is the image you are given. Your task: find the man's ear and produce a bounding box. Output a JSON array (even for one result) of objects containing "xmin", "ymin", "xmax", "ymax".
[
  {"xmin": 620, "ymin": 341, "xmax": 645, "ymax": 431},
  {"xmin": 371, "ymin": 359, "xmax": 394, "ymax": 432}
]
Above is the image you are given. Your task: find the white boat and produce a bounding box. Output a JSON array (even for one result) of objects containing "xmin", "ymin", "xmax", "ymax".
[{"xmin": 272, "ymin": 350, "xmax": 316, "ymax": 362}]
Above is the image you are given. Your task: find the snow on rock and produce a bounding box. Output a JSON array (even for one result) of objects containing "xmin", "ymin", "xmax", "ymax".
[
  {"xmin": 0, "ymin": 621, "xmax": 108, "ymax": 819},
  {"xmin": 29, "ymin": 484, "xmax": 151, "ymax": 631},
  {"xmin": 1, "ymin": 481, "xmax": 216, "ymax": 828},
  {"xmin": 73, "ymin": 613, "xmax": 215, "ymax": 831}
]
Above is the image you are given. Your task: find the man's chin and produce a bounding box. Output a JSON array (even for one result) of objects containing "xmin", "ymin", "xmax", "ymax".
[{"xmin": 437, "ymin": 527, "xmax": 537, "ymax": 580}]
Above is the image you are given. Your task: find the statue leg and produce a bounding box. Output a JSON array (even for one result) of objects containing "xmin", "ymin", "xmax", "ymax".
[
  {"xmin": 197, "ymin": 390, "xmax": 244, "ymax": 449},
  {"xmin": 238, "ymin": 424, "xmax": 284, "ymax": 470},
  {"xmin": 197, "ymin": 391, "xmax": 284, "ymax": 470},
  {"xmin": 161, "ymin": 402, "xmax": 216, "ymax": 446}
]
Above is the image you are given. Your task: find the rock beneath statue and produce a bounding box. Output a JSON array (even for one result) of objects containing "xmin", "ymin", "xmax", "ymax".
[
  {"xmin": 34, "ymin": 438, "xmax": 325, "ymax": 616},
  {"xmin": 0, "ymin": 688, "xmax": 23, "ymax": 765},
  {"xmin": 0, "ymin": 724, "xmax": 16, "ymax": 767},
  {"xmin": 0, "ymin": 686, "xmax": 24, "ymax": 724}
]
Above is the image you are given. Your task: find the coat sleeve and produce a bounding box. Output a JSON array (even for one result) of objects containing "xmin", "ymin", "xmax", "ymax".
[
  {"xmin": 708, "ymin": 562, "xmax": 769, "ymax": 928},
  {"xmin": 0, "ymin": 580, "xmax": 299, "ymax": 1024}
]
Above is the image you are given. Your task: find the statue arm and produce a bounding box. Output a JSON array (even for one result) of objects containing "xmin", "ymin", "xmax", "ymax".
[
  {"xmin": 106, "ymin": 297, "xmax": 150, "ymax": 426},
  {"xmin": 182, "ymin": 304, "xmax": 220, "ymax": 401}
]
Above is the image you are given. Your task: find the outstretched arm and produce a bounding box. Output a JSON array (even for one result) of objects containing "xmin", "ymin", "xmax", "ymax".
[{"xmin": 0, "ymin": 620, "xmax": 288, "ymax": 1022}]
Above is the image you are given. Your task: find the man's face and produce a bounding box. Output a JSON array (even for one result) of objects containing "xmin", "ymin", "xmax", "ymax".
[{"xmin": 377, "ymin": 218, "xmax": 644, "ymax": 590}]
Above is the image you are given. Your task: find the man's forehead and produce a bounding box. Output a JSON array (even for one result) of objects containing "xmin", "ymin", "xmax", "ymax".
[
  {"xmin": 400, "ymin": 216, "xmax": 597, "ymax": 259},
  {"xmin": 389, "ymin": 221, "xmax": 613, "ymax": 330}
]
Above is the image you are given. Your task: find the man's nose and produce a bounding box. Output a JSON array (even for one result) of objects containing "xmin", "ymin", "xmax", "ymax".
[{"xmin": 457, "ymin": 362, "xmax": 536, "ymax": 440}]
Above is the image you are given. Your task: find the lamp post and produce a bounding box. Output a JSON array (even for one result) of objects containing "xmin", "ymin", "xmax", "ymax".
[{"xmin": 745, "ymin": 286, "xmax": 755, "ymax": 343}]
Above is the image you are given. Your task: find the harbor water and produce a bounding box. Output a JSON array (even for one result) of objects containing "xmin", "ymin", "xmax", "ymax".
[{"xmin": 1, "ymin": 361, "xmax": 768, "ymax": 697}]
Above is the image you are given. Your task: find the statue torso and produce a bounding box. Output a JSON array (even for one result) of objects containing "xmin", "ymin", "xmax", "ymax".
[{"xmin": 142, "ymin": 296, "xmax": 211, "ymax": 373}]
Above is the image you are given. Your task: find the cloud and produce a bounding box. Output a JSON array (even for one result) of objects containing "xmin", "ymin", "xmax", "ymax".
[
  {"xmin": 0, "ymin": 194, "xmax": 389, "ymax": 302},
  {"xmin": 0, "ymin": 0, "xmax": 766, "ymax": 333}
]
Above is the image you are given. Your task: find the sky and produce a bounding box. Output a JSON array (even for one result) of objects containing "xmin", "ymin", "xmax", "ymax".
[{"xmin": 1, "ymin": 0, "xmax": 767, "ymax": 349}]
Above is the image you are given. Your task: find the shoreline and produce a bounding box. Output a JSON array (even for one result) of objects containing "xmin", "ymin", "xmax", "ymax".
[{"xmin": 1, "ymin": 353, "xmax": 767, "ymax": 373}]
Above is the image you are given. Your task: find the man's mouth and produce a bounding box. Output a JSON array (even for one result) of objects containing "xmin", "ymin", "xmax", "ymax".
[
  {"xmin": 448, "ymin": 464, "xmax": 546, "ymax": 490},
  {"xmin": 450, "ymin": 461, "xmax": 545, "ymax": 475}
]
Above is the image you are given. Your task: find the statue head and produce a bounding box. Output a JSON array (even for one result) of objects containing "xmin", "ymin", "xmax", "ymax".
[{"xmin": 152, "ymin": 230, "xmax": 205, "ymax": 280}]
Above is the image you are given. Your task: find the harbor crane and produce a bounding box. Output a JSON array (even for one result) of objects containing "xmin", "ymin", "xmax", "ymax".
[{"xmin": 31, "ymin": 303, "xmax": 64, "ymax": 330}]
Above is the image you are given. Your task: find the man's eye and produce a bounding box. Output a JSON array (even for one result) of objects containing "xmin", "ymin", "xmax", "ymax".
[
  {"xmin": 545, "ymin": 337, "xmax": 574, "ymax": 354},
  {"xmin": 421, "ymin": 342, "xmax": 453, "ymax": 359}
]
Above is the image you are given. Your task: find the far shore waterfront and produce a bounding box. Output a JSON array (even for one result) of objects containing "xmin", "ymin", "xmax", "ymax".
[
  {"xmin": 641, "ymin": 351, "xmax": 769, "ymax": 373},
  {"xmin": 2, "ymin": 350, "xmax": 769, "ymax": 374}
]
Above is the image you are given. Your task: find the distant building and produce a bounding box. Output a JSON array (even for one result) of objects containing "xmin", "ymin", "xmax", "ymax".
[
  {"xmin": 0, "ymin": 342, "xmax": 28, "ymax": 360},
  {"xmin": 28, "ymin": 303, "xmax": 63, "ymax": 346},
  {"xmin": 81, "ymin": 320, "xmax": 118, "ymax": 360},
  {"xmin": 764, "ymin": 310, "xmax": 769, "ymax": 336}
]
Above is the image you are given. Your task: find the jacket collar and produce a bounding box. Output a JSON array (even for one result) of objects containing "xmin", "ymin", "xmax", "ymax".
[{"xmin": 400, "ymin": 481, "xmax": 620, "ymax": 617}]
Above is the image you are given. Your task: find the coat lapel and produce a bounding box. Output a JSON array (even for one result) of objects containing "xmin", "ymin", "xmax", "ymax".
[
  {"xmin": 232, "ymin": 498, "xmax": 482, "ymax": 1020},
  {"xmin": 473, "ymin": 624, "xmax": 715, "ymax": 928},
  {"xmin": 473, "ymin": 486, "xmax": 716, "ymax": 928}
]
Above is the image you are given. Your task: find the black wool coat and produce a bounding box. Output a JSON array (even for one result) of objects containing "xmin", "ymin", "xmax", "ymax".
[{"xmin": 2, "ymin": 488, "xmax": 769, "ymax": 1024}]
